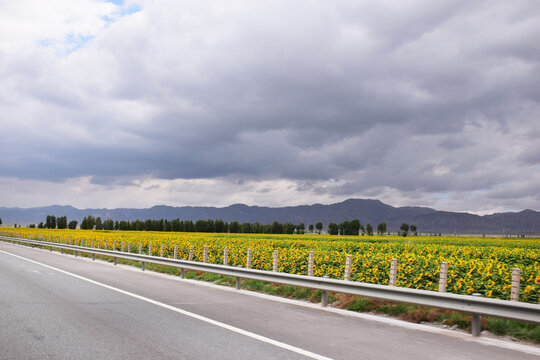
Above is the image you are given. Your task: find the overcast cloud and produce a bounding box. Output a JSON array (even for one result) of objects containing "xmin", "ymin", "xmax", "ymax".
[{"xmin": 1, "ymin": 0, "xmax": 539, "ymax": 214}]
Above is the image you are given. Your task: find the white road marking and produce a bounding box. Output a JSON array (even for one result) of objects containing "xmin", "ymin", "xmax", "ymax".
[{"xmin": 0, "ymin": 249, "xmax": 333, "ymax": 360}]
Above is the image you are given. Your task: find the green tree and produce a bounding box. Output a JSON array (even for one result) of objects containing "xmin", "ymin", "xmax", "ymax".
[
  {"xmin": 410, "ymin": 224, "xmax": 417, "ymax": 236},
  {"xmin": 38, "ymin": 222, "xmax": 44, "ymax": 229},
  {"xmin": 315, "ymin": 222, "xmax": 323, "ymax": 234},
  {"xmin": 351, "ymin": 220, "xmax": 360, "ymax": 235},
  {"xmin": 57, "ymin": 216, "xmax": 67, "ymax": 229},
  {"xmin": 229, "ymin": 221, "xmax": 240, "ymax": 233},
  {"xmin": 103, "ymin": 219, "xmax": 114, "ymax": 230},
  {"xmin": 214, "ymin": 219, "xmax": 224, "ymax": 233},
  {"xmin": 195, "ymin": 219, "xmax": 207, "ymax": 232},
  {"xmin": 377, "ymin": 222, "xmax": 387, "ymax": 235},
  {"xmin": 82, "ymin": 216, "xmax": 95, "ymax": 230},
  {"xmin": 0, "ymin": 217, "xmax": 2, "ymax": 225},
  {"xmin": 271, "ymin": 221, "xmax": 284, "ymax": 234},
  {"xmin": 95, "ymin": 217, "xmax": 103, "ymax": 230},
  {"xmin": 68, "ymin": 220, "xmax": 78, "ymax": 229},
  {"xmin": 366, "ymin": 223, "xmax": 373, "ymax": 236},
  {"xmin": 327, "ymin": 222, "xmax": 339, "ymax": 235},
  {"xmin": 308, "ymin": 224, "xmax": 314, "ymax": 233},
  {"xmin": 45, "ymin": 215, "xmax": 56, "ymax": 229},
  {"xmin": 400, "ymin": 223, "xmax": 409, "ymax": 237},
  {"xmin": 283, "ymin": 222, "xmax": 295, "ymax": 234},
  {"xmin": 296, "ymin": 223, "xmax": 305, "ymax": 234},
  {"xmin": 241, "ymin": 222, "xmax": 251, "ymax": 233}
]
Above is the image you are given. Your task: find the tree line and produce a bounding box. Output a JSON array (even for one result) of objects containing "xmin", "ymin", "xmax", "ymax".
[
  {"xmin": 31, "ymin": 215, "xmax": 416, "ymax": 236},
  {"xmin": 36, "ymin": 215, "xmax": 78, "ymax": 230}
]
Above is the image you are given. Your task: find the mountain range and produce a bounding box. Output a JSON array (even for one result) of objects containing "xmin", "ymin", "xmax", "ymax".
[{"xmin": 1, "ymin": 199, "xmax": 539, "ymax": 235}]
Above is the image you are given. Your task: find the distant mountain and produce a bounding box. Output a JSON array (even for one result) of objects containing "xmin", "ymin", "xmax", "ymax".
[{"xmin": 1, "ymin": 199, "xmax": 539, "ymax": 235}]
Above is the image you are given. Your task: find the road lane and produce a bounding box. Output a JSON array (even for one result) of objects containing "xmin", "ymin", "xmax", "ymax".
[
  {"xmin": 1, "ymin": 241, "xmax": 538, "ymax": 360},
  {"xmin": 0, "ymin": 248, "xmax": 323, "ymax": 360}
]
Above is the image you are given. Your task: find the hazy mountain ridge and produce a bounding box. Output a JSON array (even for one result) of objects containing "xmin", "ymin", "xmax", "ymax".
[{"xmin": 1, "ymin": 199, "xmax": 539, "ymax": 235}]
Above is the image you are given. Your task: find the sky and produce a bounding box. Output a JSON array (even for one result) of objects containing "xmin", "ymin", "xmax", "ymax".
[{"xmin": 1, "ymin": 0, "xmax": 539, "ymax": 214}]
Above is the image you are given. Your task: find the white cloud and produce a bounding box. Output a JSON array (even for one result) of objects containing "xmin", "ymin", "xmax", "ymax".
[{"xmin": 0, "ymin": 0, "xmax": 539, "ymax": 214}]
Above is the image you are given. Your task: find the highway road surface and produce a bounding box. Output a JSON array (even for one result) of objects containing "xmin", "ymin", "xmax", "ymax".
[{"xmin": 0, "ymin": 241, "xmax": 538, "ymax": 360}]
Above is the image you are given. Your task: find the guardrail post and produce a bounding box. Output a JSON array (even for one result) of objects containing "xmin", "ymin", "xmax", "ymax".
[
  {"xmin": 114, "ymin": 256, "xmax": 117, "ymax": 265},
  {"xmin": 75, "ymin": 250, "xmax": 78, "ymax": 257},
  {"xmin": 148, "ymin": 243, "xmax": 152, "ymax": 256},
  {"xmin": 439, "ymin": 262, "xmax": 448, "ymax": 292},
  {"xmin": 389, "ymin": 258, "xmax": 397, "ymax": 286},
  {"xmin": 321, "ymin": 275, "xmax": 329, "ymax": 307},
  {"xmin": 223, "ymin": 247, "xmax": 228, "ymax": 266},
  {"xmin": 142, "ymin": 261, "xmax": 145, "ymax": 271},
  {"xmin": 236, "ymin": 265, "xmax": 242, "ymax": 289},
  {"xmin": 160, "ymin": 244, "xmax": 164, "ymax": 257},
  {"xmin": 181, "ymin": 268, "xmax": 185, "ymax": 279},
  {"xmin": 511, "ymin": 268, "xmax": 520, "ymax": 301},
  {"xmin": 128, "ymin": 242, "xmax": 131, "ymax": 253},
  {"xmin": 189, "ymin": 246, "xmax": 194, "ymax": 261},
  {"xmin": 121, "ymin": 241, "xmax": 124, "ymax": 252},
  {"xmin": 471, "ymin": 293, "xmax": 482, "ymax": 336},
  {"xmin": 113, "ymin": 241, "xmax": 117, "ymax": 251},
  {"xmin": 344, "ymin": 255, "xmax": 352, "ymax": 281},
  {"xmin": 308, "ymin": 251, "xmax": 314, "ymax": 276},
  {"xmin": 273, "ymin": 250, "xmax": 279, "ymax": 272},
  {"xmin": 139, "ymin": 242, "xmax": 142, "ymax": 254},
  {"xmin": 203, "ymin": 245, "xmax": 208, "ymax": 263},
  {"xmin": 92, "ymin": 253, "xmax": 95, "ymax": 261},
  {"xmin": 174, "ymin": 245, "xmax": 178, "ymax": 259},
  {"xmin": 247, "ymin": 248, "xmax": 252, "ymax": 269}
]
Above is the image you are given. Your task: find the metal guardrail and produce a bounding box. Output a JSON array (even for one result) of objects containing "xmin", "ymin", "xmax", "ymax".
[{"xmin": 2, "ymin": 236, "xmax": 539, "ymax": 330}]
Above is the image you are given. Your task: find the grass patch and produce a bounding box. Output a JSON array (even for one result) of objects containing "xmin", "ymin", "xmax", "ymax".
[
  {"xmin": 292, "ymin": 287, "xmax": 311, "ymax": 299},
  {"xmin": 488, "ymin": 318, "xmax": 540, "ymax": 342},
  {"xmin": 346, "ymin": 298, "xmax": 370, "ymax": 312}
]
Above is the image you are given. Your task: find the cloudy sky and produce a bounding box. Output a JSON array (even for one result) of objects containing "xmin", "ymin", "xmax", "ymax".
[{"xmin": 1, "ymin": 0, "xmax": 539, "ymax": 214}]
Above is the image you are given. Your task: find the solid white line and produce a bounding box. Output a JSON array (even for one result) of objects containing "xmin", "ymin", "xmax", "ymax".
[{"xmin": 0, "ymin": 249, "xmax": 333, "ymax": 360}]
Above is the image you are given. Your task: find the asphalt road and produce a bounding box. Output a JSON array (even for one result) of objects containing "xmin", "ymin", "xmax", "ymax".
[{"xmin": 0, "ymin": 241, "xmax": 538, "ymax": 360}]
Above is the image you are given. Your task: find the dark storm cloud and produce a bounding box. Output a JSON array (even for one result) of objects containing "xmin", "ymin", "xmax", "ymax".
[{"xmin": 1, "ymin": 0, "xmax": 539, "ymax": 211}]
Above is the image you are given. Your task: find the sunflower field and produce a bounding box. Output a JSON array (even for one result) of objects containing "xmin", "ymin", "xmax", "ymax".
[{"xmin": 3, "ymin": 228, "xmax": 539, "ymax": 303}]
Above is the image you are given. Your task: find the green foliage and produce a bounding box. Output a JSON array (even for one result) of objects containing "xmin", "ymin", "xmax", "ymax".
[
  {"xmin": 316, "ymin": 222, "xmax": 323, "ymax": 234},
  {"xmin": 377, "ymin": 222, "xmax": 387, "ymax": 235},
  {"xmin": 45, "ymin": 215, "xmax": 56, "ymax": 229},
  {"xmin": 346, "ymin": 298, "xmax": 370, "ymax": 312},
  {"xmin": 366, "ymin": 223, "xmax": 373, "ymax": 236},
  {"xmin": 400, "ymin": 223, "xmax": 409, "ymax": 236},
  {"xmin": 488, "ymin": 318, "xmax": 540, "ymax": 342},
  {"xmin": 56, "ymin": 216, "xmax": 68, "ymax": 229},
  {"xmin": 327, "ymin": 222, "xmax": 339, "ymax": 235}
]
